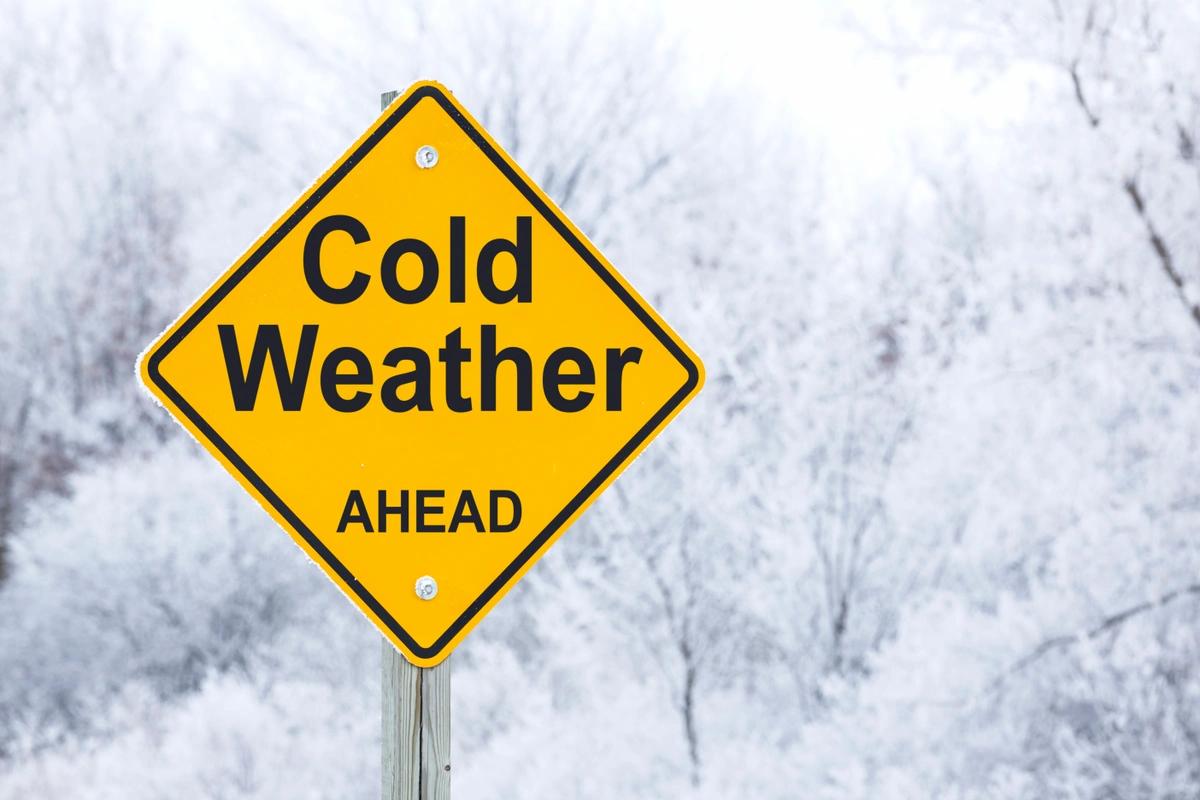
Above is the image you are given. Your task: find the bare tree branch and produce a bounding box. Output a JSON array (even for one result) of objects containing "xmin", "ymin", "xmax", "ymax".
[
  {"xmin": 992, "ymin": 582, "xmax": 1200, "ymax": 691},
  {"xmin": 1065, "ymin": 55, "xmax": 1200, "ymax": 333},
  {"xmin": 1122, "ymin": 176, "xmax": 1200, "ymax": 330},
  {"xmin": 1068, "ymin": 61, "xmax": 1100, "ymax": 128}
]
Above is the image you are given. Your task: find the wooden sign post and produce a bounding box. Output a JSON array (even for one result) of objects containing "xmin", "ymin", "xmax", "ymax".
[
  {"xmin": 383, "ymin": 639, "xmax": 450, "ymax": 799},
  {"xmin": 379, "ymin": 89, "xmax": 450, "ymax": 800}
]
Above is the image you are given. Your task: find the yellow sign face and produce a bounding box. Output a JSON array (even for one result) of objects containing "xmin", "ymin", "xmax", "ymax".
[{"xmin": 139, "ymin": 81, "xmax": 703, "ymax": 665}]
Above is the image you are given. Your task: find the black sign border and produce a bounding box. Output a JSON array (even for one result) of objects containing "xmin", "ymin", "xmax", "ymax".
[{"xmin": 145, "ymin": 85, "xmax": 701, "ymax": 660}]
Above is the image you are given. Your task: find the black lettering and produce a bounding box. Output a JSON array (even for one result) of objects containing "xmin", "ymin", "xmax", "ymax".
[
  {"xmin": 481, "ymin": 324, "xmax": 532, "ymax": 411},
  {"xmin": 605, "ymin": 347, "xmax": 641, "ymax": 410},
  {"xmin": 337, "ymin": 489, "xmax": 373, "ymax": 532},
  {"xmin": 381, "ymin": 238, "xmax": 438, "ymax": 303},
  {"xmin": 490, "ymin": 490, "xmax": 521, "ymax": 532},
  {"xmin": 543, "ymin": 347, "xmax": 595, "ymax": 412},
  {"xmin": 449, "ymin": 216, "xmax": 466, "ymax": 303},
  {"xmin": 477, "ymin": 216, "xmax": 532, "ymax": 303},
  {"xmin": 448, "ymin": 490, "xmax": 484, "ymax": 533},
  {"xmin": 381, "ymin": 347, "xmax": 432, "ymax": 412},
  {"xmin": 377, "ymin": 489, "xmax": 409, "ymax": 533},
  {"xmin": 320, "ymin": 346, "xmax": 372, "ymax": 412},
  {"xmin": 219, "ymin": 324, "xmax": 317, "ymax": 411},
  {"xmin": 303, "ymin": 215, "xmax": 370, "ymax": 304},
  {"xmin": 437, "ymin": 328, "xmax": 473, "ymax": 412},
  {"xmin": 416, "ymin": 489, "xmax": 445, "ymax": 532}
]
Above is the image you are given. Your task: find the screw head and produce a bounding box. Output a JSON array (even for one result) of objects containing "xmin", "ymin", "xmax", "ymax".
[
  {"xmin": 415, "ymin": 575, "xmax": 438, "ymax": 600},
  {"xmin": 415, "ymin": 145, "xmax": 439, "ymax": 169}
]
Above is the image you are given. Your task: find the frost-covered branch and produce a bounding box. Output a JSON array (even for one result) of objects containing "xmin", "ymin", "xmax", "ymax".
[
  {"xmin": 994, "ymin": 582, "xmax": 1200, "ymax": 688},
  {"xmin": 1122, "ymin": 176, "xmax": 1200, "ymax": 330}
]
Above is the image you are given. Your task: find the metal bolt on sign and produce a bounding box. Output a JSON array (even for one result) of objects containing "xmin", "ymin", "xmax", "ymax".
[
  {"xmin": 415, "ymin": 575, "xmax": 438, "ymax": 600},
  {"xmin": 416, "ymin": 145, "xmax": 439, "ymax": 169}
]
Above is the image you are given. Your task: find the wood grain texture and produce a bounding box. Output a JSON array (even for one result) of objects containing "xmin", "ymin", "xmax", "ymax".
[
  {"xmin": 421, "ymin": 658, "xmax": 451, "ymax": 800},
  {"xmin": 382, "ymin": 641, "xmax": 420, "ymax": 800},
  {"xmin": 382, "ymin": 643, "xmax": 451, "ymax": 800}
]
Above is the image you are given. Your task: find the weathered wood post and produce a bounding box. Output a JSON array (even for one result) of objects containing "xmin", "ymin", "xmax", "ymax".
[
  {"xmin": 379, "ymin": 91, "xmax": 451, "ymax": 800},
  {"xmin": 382, "ymin": 638, "xmax": 450, "ymax": 799}
]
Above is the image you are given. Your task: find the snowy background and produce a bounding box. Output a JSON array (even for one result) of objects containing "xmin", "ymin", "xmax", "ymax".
[{"xmin": 3, "ymin": 0, "xmax": 1200, "ymax": 797}]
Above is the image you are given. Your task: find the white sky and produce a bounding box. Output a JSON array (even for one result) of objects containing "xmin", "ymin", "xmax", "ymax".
[{"xmin": 659, "ymin": 0, "xmax": 1035, "ymax": 184}]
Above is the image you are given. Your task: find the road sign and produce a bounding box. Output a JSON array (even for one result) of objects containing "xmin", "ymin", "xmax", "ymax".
[{"xmin": 139, "ymin": 81, "xmax": 703, "ymax": 666}]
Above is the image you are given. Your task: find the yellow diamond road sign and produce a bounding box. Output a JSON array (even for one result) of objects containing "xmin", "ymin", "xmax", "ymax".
[{"xmin": 139, "ymin": 81, "xmax": 703, "ymax": 666}]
